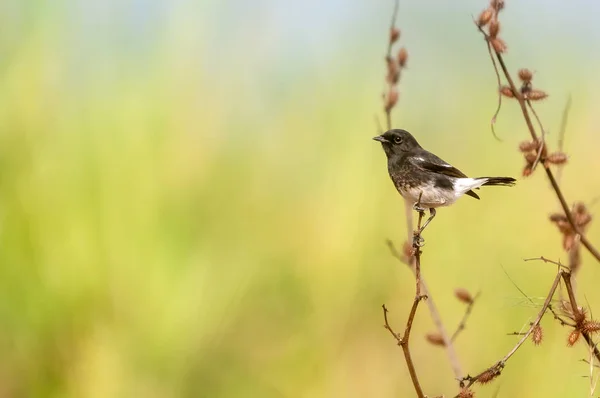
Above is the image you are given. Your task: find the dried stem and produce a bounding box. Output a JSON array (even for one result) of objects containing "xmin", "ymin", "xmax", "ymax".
[
  {"xmin": 382, "ymin": 201, "xmax": 430, "ymax": 398},
  {"xmin": 459, "ymin": 270, "xmax": 563, "ymax": 391},
  {"xmin": 451, "ymin": 292, "xmax": 480, "ymax": 342},
  {"xmin": 556, "ymin": 95, "xmax": 572, "ymax": 185},
  {"xmin": 477, "ymin": 21, "xmax": 600, "ymax": 264}
]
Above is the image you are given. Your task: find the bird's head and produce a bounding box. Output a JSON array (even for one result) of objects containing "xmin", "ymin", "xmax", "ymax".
[{"xmin": 373, "ymin": 129, "xmax": 421, "ymax": 157}]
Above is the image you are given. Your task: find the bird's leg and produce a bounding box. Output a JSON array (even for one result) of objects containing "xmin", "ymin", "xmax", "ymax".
[
  {"xmin": 419, "ymin": 208, "xmax": 436, "ymax": 234},
  {"xmin": 412, "ymin": 194, "xmax": 427, "ymax": 247}
]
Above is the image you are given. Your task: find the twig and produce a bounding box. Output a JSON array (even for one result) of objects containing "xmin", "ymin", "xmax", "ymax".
[
  {"xmin": 382, "ymin": 197, "xmax": 430, "ymax": 398},
  {"xmin": 451, "ymin": 292, "xmax": 480, "ymax": 342},
  {"xmin": 524, "ymin": 256, "xmax": 569, "ymax": 270},
  {"xmin": 556, "ymin": 95, "xmax": 572, "ymax": 186},
  {"xmin": 526, "ymin": 100, "xmax": 546, "ymax": 171},
  {"xmin": 458, "ymin": 270, "xmax": 563, "ymax": 391}
]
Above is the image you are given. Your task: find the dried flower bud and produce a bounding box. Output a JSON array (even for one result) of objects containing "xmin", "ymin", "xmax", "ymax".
[
  {"xmin": 567, "ymin": 329, "xmax": 581, "ymax": 346},
  {"xmin": 458, "ymin": 388, "xmax": 475, "ymax": 398},
  {"xmin": 574, "ymin": 307, "xmax": 587, "ymax": 325},
  {"xmin": 518, "ymin": 68, "xmax": 533, "ymax": 82},
  {"xmin": 526, "ymin": 89, "xmax": 548, "ymax": 101},
  {"xmin": 386, "ymin": 58, "xmax": 399, "ymax": 84},
  {"xmin": 490, "ymin": 38, "xmax": 507, "ymax": 53},
  {"xmin": 397, "ymin": 47, "xmax": 408, "ymax": 68},
  {"xmin": 455, "ymin": 288, "xmax": 474, "ymax": 304},
  {"xmin": 563, "ymin": 233, "xmax": 576, "ymax": 251},
  {"xmin": 531, "ymin": 324, "xmax": 543, "ymax": 345},
  {"xmin": 477, "ymin": 367, "xmax": 500, "ymax": 384},
  {"xmin": 425, "ymin": 333, "xmax": 446, "ymax": 346},
  {"xmin": 582, "ymin": 321, "xmax": 600, "ymax": 334},
  {"xmin": 524, "ymin": 153, "xmax": 537, "ymax": 164},
  {"xmin": 557, "ymin": 220, "xmax": 572, "ymax": 235},
  {"xmin": 573, "ymin": 202, "xmax": 588, "ymax": 216},
  {"xmin": 499, "ymin": 85, "xmax": 514, "ymax": 98},
  {"xmin": 488, "ymin": 20, "xmax": 500, "ymax": 38},
  {"xmin": 577, "ymin": 213, "xmax": 592, "ymax": 229},
  {"xmin": 546, "ymin": 152, "xmax": 568, "ymax": 165},
  {"xmin": 390, "ymin": 27, "xmax": 400, "ymax": 44},
  {"xmin": 490, "ymin": 0, "xmax": 505, "ymax": 11},
  {"xmin": 522, "ymin": 164, "xmax": 533, "ymax": 177},
  {"xmin": 477, "ymin": 8, "xmax": 494, "ymax": 27},
  {"xmin": 384, "ymin": 88, "xmax": 399, "ymax": 112},
  {"xmin": 519, "ymin": 140, "xmax": 538, "ymax": 152},
  {"xmin": 549, "ymin": 213, "xmax": 567, "ymax": 223}
]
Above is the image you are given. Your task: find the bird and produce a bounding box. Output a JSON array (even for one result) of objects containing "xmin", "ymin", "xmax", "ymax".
[{"xmin": 373, "ymin": 128, "xmax": 516, "ymax": 235}]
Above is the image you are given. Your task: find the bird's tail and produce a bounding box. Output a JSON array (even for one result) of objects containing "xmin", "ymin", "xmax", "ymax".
[{"xmin": 479, "ymin": 177, "xmax": 517, "ymax": 187}]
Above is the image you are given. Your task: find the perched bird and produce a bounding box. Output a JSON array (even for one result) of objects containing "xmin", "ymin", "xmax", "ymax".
[{"xmin": 373, "ymin": 129, "xmax": 516, "ymax": 233}]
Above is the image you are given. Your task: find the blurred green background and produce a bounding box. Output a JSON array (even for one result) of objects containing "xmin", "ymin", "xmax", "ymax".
[{"xmin": 1, "ymin": 0, "xmax": 599, "ymax": 397}]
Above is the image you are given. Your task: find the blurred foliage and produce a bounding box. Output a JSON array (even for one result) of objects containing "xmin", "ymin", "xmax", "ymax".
[{"xmin": 0, "ymin": 1, "xmax": 599, "ymax": 397}]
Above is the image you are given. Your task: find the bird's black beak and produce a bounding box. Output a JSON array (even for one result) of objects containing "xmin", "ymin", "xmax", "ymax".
[{"xmin": 373, "ymin": 135, "xmax": 389, "ymax": 143}]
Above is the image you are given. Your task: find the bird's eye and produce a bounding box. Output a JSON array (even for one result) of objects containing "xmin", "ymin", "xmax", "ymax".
[{"xmin": 393, "ymin": 136, "xmax": 403, "ymax": 144}]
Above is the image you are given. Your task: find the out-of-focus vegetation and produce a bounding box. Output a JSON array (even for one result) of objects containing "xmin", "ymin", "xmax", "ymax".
[{"xmin": 0, "ymin": 1, "xmax": 599, "ymax": 397}]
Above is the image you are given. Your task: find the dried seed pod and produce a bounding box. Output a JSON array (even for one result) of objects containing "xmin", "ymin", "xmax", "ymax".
[
  {"xmin": 567, "ymin": 329, "xmax": 581, "ymax": 346},
  {"xmin": 455, "ymin": 288, "xmax": 474, "ymax": 304},
  {"xmin": 490, "ymin": 0, "xmax": 505, "ymax": 11},
  {"xmin": 490, "ymin": 38, "xmax": 507, "ymax": 53},
  {"xmin": 397, "ymin": 47, "xmax": 408, "ymax": 68},
  {"xmin": 524, "ymin": 153, "xmax": 537, "ymax": 164},
  {"xmin": 556, "ymin": 220, "xmax": 572, "ymax": 235},
  {"xmin": 425, "ymin": 333, "xmax": 446, "ymax": 346},
  {"xmin": 531, "ymin": 324, "xmax": 543, "ymax": 345},
  {"xmin": 563, "ymin": 233, "xmax": 576, "ymax": 251},
  {"xmin": 477, "ymin": 367, "xmax": 500, "ymax": 384},
  {"xmin": 390, "ymin": 27, "xmax": 400, "ymax": 43},
  {"xmin": 499, "ymin": 85, "xmax": 514, "ymax": 98},
  {"xmin": 489, "ymin": 20, "xmax": 500, "ymax": 38},
  {"xmin": 577, "ymin": 213, "xmax": 592, "ymax": 228},
  {"xmin": 384, "ymin": 88, "xmax": 398, "ymax": 112},
  {"xmin": 526, "ymin": 89, "xmax": 548, "ymax": 101},
  {"xmin": 574, "ymin": 307, "xmax": 587, "ymax": 325},
  {"xmin": 522, "ymin": 164, "xmax": 533, "ymax": 177},
  {"xmin": 518, "ymin": 68, "xmax": 533, "ymax": 82},
  {"xmin": 477, "ymin": 8, "xmax": 494, "ymax": 27},
  {"xmin": 386, "ymin": 60, "xmax": 399, "ymax": 84},
  {"xmin": 519, "ymin": 140, "xmax": 538, "ymax": 152},
  {"xmin": 458, "ymin": 388, "xmax": 475, "ymax": 398},
  {"xmin": 549, "ymin": 213, "xmax": 567, "ymax": 223},
  {"xmin": 582, "ymin": 321, "xmax": 600, "ymax": 334},
  {"xmin": 546, "ymin": 152, "xmax": 568, "ymax": 165}
]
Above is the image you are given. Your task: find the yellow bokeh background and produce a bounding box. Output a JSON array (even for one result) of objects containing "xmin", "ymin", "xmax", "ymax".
[{"xmin": 0, "ymin": 1, "xmax": 599, "ymax": 397}]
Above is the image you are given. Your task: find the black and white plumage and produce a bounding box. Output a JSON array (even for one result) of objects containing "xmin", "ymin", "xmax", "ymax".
[{"xmin": 373, "ymin": 129, "xmax": 515, "ymax": 229}]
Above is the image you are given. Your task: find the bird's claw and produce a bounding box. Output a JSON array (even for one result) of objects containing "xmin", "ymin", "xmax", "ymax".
[
  {"xmin": 412, "ymin": 232, "xmax": 425, "ymax": 247},
  {"xmin": 412, "ymin": 203, "xmax": 426, "ymax": 213}
]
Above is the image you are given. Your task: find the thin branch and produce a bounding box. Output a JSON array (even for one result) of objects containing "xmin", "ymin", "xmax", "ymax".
[
  {"xmin": 556, "ymin": 95, "xmax": 572, "ymax": 186},
  {"xmin": 526, "ymin": 100, "xmax": 546, "ymax": 171},
  {"xmin": 451, "ymin": 292, "xmax": 480, "ymax": 342},
  {"xmin": 524, "ymin": 256, "xmax": 569, "ymax": 270},
  {"xmin": 382, "ymin": 199, "xmax": 429, "ymax": 398},
  {"xmin": 458, "ymin": 270, "xmax": 563, "ymax": 391}
]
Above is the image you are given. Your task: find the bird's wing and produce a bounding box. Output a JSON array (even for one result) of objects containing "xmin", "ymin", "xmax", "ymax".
[{"xmin": 409, "ymin": 150, "xmax": 469, "ymax": 178}]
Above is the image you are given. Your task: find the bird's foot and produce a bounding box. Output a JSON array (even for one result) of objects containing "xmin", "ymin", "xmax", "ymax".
[
  {"xmin": 412, "ymin": 203, "xmax": 426, "ymax": 214},
  {"xmin": 412, "ymin": 231, "xmax": 425, "ymax": 247}
]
